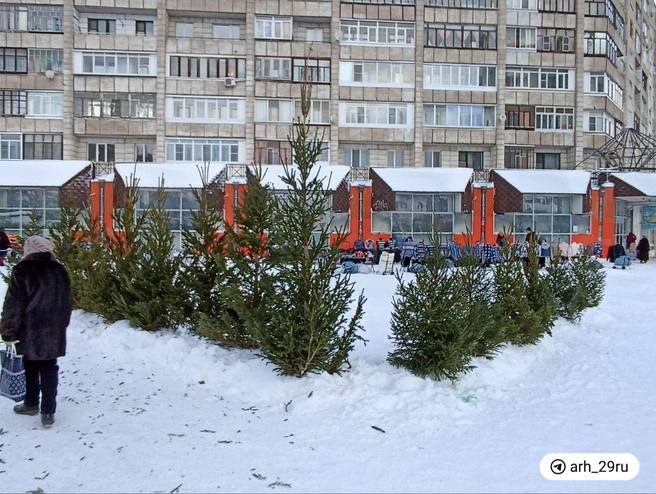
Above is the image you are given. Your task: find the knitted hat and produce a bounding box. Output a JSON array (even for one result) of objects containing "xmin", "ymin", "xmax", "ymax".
[{"xmin": 23, "ymin": 236, "xmax": 55, "ymax": 258}]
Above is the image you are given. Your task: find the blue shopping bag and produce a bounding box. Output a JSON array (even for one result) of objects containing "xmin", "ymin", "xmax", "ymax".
[{"xmin": 0, "ymin": 343, "xmax": 26, "ymax": 402}]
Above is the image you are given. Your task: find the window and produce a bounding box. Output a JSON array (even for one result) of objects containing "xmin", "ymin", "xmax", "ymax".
[
  {"xmin": 75, "ymin": 93, "xmax": 156, "ymax": 118},
  {"xmin": 27, "ymin": 92, "xmax": 63, "ymax": 118},
  {"xmin": 536, "ymin": 153, "xmax": 561, "ymax": 169},
  {"xmin": 537, "ymin": 28, "xmax": 574, "ymax": 53},
  {"xmin": 585, "ymin": 0, "xmax": 624, "ymax": 38},
  {"xmin": 23, "ymin": 134, "xmax": 62, "ymax": 160},
  {"xmin": 168, "ymin": 56, "xmax": 245, "ymax": 79},
  {"xmin": 340, "ymin": 61, "xmax": 414, "ymax": 87},
  {"xmin": 0, "ymin": 134, "xmax": 21, "ymax": 159},
  {"xmin": 427, "ymin": 0, "xmax": 497, "ymax": 7},
  {"xmin": 458, "ymin": 151, "xmax": 484, "ymax": 170},
  {"xmin": 507, "ymin": 0, "xmax": 537, "ymax": 9},
  {"xmin": 0, "ymin": 187, "xmax": 61, "ymax": 237},
  {"xmin": 424, "ymin": 64, "xmax": 496, "ymax": 90},
  {"xmin": 424, "ymin": 150, "xmax": 441, "ymax": 167},
  {"xmin": 585, "ymin": 72, "xmax": 623, "ymax": 108},
  {"xmin": 1, "ymin": 90, "xmax": 26, "ymax": 115},
  {"xmin": 0, "ymin": 48, "xmax": 28, "ymax": 73},
  {"xmin": 166, "ymin": 96, "xmax": 244, "ymax": 123},
  {"xmin": 535, "ymin": 107, "xmax": 574, "ymax": 131},
  {"xmin": 213, "ymin": 24, "xmax": 240, "ymax": 39},
  {"xmin": 175, "ymin": 22, "xmax": 193, "ymax": 37},
  {"xmin": 425, "ymin": 24, "xmax": 497, "ymax": 49},
  {"xmin": 507, "ymin": 27, "xmax": 536, "ymax": 49},
  {"xmin": 255, "ymin": 57, "xmax": 291, "ymax": 80},
  {"xmin": 505, "ymin": 105, "xmax": 535, "ymax": 130},
  {"xmin": 255, "ymin": 99, "xmax": 294, "ymax": 123},
  {"xmin": 424, "ymin": 104, "xmax": 496, "ymax": 128},
  {"xmin": 341, "ymin": 103, "xmax": 413, "ymax": 128},
  {"xmin": 77, "ymin": 51, "xmax": 155, "ymax": 76},
  {"xmin": 87, "ymin": 143, "xmax": 115, "ymax": 162},
  {"xmin": 584, "ymin": 32, "xmax": 621, "ymax": 65},
  {"xmin": 295, "ymin": 100, "xmax": 330, "ymax": 124},
  {"xmin": 305, "ymin": 28, "xmax": 323, "ymax": 42},
  {"xmin": 585, "ymin": 111, "xmax": 619, "ymax": 136},
  {"xmin": 255, "ymin": 16, "xmax": 292, "ymax": 40},
  {"xmin": 292, "ymin": 59, "xmax": 330, "ymax": 83},
  {"xmin": 0, "ymin": 4, "xmax": 63, "ymax": 33},
  {"xmin": 505, "ymin": 67, "xmax": 574, "ymax": 90},
  {"xmin": 29, "ymin": 49, "xmax": 63, "ymax": 73},
  {"xmin": 136, "ymin": 189, "xmax": 199, "ymax": 250},
  {"xmin": 342, "ymin": 148, "xmax": 369, "ymax": 168},
  {"xmin": 505, "ymin": 147, "xmax": 534, "ymax": 169},
  {"xmin": 387, "ymin": 150, "xmax": 405, "ymax": 167},
  {"xmin": 165, "ymin": 138, "xmax": 242, "ymax": 162},
  {"xmin": 88, "ymin": 18, "xmax": 116, "ymax": 34},
  {"xmin": 135, "ymin": 20, "xmax": 154, "ymax": 35},
  {"xmin": 341, "ymin": 19, "xmax": 415, "ymax": 46},
  {"xmin": 539, "ymin": 0, "xmax": 575, "ymax": 12},
  {"xmin": 135, "ymin": 144, "xmax": 154, "ymax": 162}
]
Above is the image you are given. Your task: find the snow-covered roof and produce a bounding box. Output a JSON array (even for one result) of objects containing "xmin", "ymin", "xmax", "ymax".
[
  {"xmin": 372, "ymin": 167, "xmax": 473, "ymax": 193},
  {"xmin": 253, "ymin": 165, "xmax": 350, "ymax": 191},
  {"xmin": 114, "ymin": 162, "xmax": 226, "ymax": 189},
  {"xmin": 611, "ymin": 172, "xmax": 656, "ymax": 196},
  {"xmin": 494, "ymin": 169, "xmax": 591, "ymax": 194},
  {"xmin": 0, "ymin": 160, "xmax": 90, "ymax": 187}
]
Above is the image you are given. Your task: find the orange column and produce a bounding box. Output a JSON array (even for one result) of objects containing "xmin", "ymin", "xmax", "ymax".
[
  {"xmin": 601, "ymin": 182, "xmax": 615, "ymax": 254},
  {"xmin": 223, "ymin": 182, "xmax": 246, "ymax": 229},
  {"xmin": 89, "ymin": 179, "xmax": 115, "ymax": 238},
  {"xmin": 484, "ymin": 186, "xmax": 495, "ymax": 245}
]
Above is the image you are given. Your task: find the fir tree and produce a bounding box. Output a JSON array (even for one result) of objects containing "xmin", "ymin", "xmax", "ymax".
[
  {"xmin": 112, "ymin": 182, "xmax": 185, "ymax": 331},
  {"xmin": 23, "ymin": 209, "xmax": 43, "ymax": 238},
  {"xmin": 570, "ymin": 255, "xmax": 606, "ymax": 309},
  {"xmin": 253, "ymin": 77, "xmax": 366, "ymax": 377},
  {"xmin": 546, "ymin": 254, "xmax": 587, "ymax": 322},
  {"xmin": 388, "ymin": 240, "xmax": 490, "ymax": 381},
  {"xmin": 219, "ymin": 166, "xmax": 277, "ymax": 348}
]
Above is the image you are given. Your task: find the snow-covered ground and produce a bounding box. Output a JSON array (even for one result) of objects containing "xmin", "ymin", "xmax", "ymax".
[{"xmin": 0, "ymin": 262, "xmax": 655, "ymax": 493}]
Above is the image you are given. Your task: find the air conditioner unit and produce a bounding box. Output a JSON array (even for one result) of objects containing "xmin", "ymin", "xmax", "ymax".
[
  {"xmin": 224, "ymin": 78, "xmax": 236, "ymax": 87},
  {"xmin": 44, "ymin": 70, "xmax": 55, "ymax": 79}
]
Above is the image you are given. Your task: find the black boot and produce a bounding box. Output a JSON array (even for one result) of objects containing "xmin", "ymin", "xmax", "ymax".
[
  {"xmin": 13, "ymin": 403, "xmax": 39, "ymax": 416},
  {"xmin": 41, "ymin": 413, "xmax": 55, "ymax": 428}
]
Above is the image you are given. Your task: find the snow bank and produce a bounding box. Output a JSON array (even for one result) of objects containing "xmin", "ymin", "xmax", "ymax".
[{"xmin": 0, "ymin": 265, "xmax": 654, "ymax": 492}]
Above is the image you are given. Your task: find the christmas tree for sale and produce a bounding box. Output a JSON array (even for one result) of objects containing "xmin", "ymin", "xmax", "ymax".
[
  {"xmin": 570, "ymin": 255, "xmax": 606, "ymax": 309},
  {"xmin": 112, "ymin": 180, "xmax": 185, "ymax": 330},
  {"xmin": 177, "ymin": 166, "xmax": 244, "ymax": 346},
  {"xmin": 219, "ymin": 166, "xmax": 277, "ymax": 348},
  {"xmin": 388, "ymin": 240, "xmax": 491, "ymax": 381},
  {"xmin": 546, "ymin": 254, "xmax": 586, "ymax": 322},
  {"xmin": 254, "ymin": 79, "xmax": 366, "ymax": 377},
  {"xmin": 493, "ymin": 242, "xmax": 557, "ymax": 346}
]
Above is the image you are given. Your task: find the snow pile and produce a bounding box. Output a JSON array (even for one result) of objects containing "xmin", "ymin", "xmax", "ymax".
[
  {"xmin": 611, "ymin": 172, "xmax": 656, "ymax": 197},
  {"xmin": 494, "ymin": 169, "xmax": 591, "ymax": 194},
  {"xmin": 0, "ymin": 265, "xmax": 654, "ymax": 492},
  {"xmin": 0, "ymin": 160, "xmax": 90, "ymax": 187},
  {"xmin": 372, "ymin": 167, "xmax": 473, "ymax": 193},
  {"xmin": 114, "ymin": 162, "xmax": 226, "ymax": 189}
]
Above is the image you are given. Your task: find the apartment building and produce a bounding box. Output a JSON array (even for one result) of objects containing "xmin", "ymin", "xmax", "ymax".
[{"xmin": 0, "ymin": 0, "xmax": 655, "ymax": 172}]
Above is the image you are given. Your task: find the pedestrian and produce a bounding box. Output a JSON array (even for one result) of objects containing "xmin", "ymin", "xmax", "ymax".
[
  {"xmin": 0, "ymin": 230, "xmax": 10, "ymax": 267},
  {"xmin": 0, "ymin": 236, "xmax": 73, "ymax": 428},
  {"xmin": 626, "ymin": 231, "xmax": 636, "ymax": 250},
  {"xmin": 637, "ymin": 235, "xmax": 650, "ymax": 264},
  {"xmin": 496, "ymin": 231, "xmax": 507, "ymax": 248},
  {"xmin": 525, "ymin": 227, "xmax": 537, "ymax": 244}
]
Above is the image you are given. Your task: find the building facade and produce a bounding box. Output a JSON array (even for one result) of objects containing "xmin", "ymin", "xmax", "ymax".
[{"xmin": 1, "ymin": 0, "xmax": 655, "ymax": 172}]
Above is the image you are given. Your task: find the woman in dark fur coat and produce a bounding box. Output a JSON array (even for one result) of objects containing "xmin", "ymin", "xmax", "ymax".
[
  {"xmin": 1, "ymin": 236, "xmax": 72, "ymax": 427},
  {"xmin": 637, "ymin": 235, "xmax": 651, "ymax": 264}
]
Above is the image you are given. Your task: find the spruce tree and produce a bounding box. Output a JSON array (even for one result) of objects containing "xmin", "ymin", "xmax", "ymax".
[
  {"xmin": 546, "ymin": 254, "xmax": 586, "ymax": 322},
  {"xmin": 254, "ymin": 78, "xmax": 366, "ymax": 377},
  {"xmin": 23, "ymin": 209, "xmax": 43, "ymax": 238},
  {"xmin": 388, "ymin": 241, "xmax": 489, "ymax": 381},
  {"xmin": 112, "ymin": 182, "xmax": 185, "ymax": 331},
  {"xmin": 570, "ymin": 255, "xmax": 606, "ymax": 309},
  {"xmin": 219, "ymin": 166, "xmax": 277, "ymax": 348}
]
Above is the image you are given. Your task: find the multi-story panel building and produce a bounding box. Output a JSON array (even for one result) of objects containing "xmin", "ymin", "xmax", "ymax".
[{"xmin": 0, "ymin": 0, "xmax": 655, "ymax": 173}]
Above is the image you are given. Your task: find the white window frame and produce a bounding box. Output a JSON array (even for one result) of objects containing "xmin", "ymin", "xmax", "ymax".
[
  {"xmin": 507, "ymin": 27, "xmax": 537, "ymax": 49},
  {"xmin": 387, "ymin": 149, "xmax": 405, "ymax": 167},
  {"xmin": 340, "ymin": 61, "xmax": 415, "ymax": 88},
  {"xmin": 507, "ymin": 0, "xmax": 537, "ymax": 9},
  {"xmin": 0, "ymin": 133, "xmax": 22, "ymax": 160},
  {"xmin": 255, "ymin": 16, "xmax": 292, "ymax": 40},
  {"xmin": 87, "ymin": 142, "xmax": 115, "ymax": 162},
  {"xmin": 74, "ymin": 51, "xmax": 157, "ymax": 76},
  {"xmin": 343, "ymin": 148, "xmax": 369, "ymax": 168},
  {"xmin": 255, "ymin": 57, "xmax": 292, "ymax": 80},
  {"xmin": 27, "ymin": 91, "xmax": 63, "ymax": 118},
  {"xmin": 340, "ymin": 19, "xmax": 415, "ymax": 47},
  {"xmin": 255, "ymin": 99, "xmax": 294, "ymax": 123},
  {"xmin": 165, "ymin": 96, "xmax": 245, "ymax": 124},
  {"xmin": 424, "ymin": 104, "xmax": 496, "ymax": 128},
  {"xmin": 340, "ymin": 102, "xmax": 414, "ymax": 128},
  {"xmin": 535, "ymin": 106, "xmax": 574, "ymax": 131},
  {"xmin": 585, "ymin": 111, "xmax": 618, "ymax": 137},
  {"xmin": 175, "ymin": 22, "xmax": 194, "ymax": 38},
  {"xmin": 305, "ymin": 28, "xmax": 323, "ymax": 42},
  {"xmin": 584, "ymin": 72, "xmax": 623, "ymax": 109},
  {"xmin": 165, "ymin": 138, "xmax": 244, "ymax": 163},
  {"xmin": 505, "ymin": 66, "xmax": 575, "ymax": 91},
  {"xmin": 135, "ymin": 143, "xmax": 154, "ymax": 162},
  {"xmin": 295, "ymin": 100, "xmax": 330, "ymax": 124},
  {"xmin": 424, "ymin": 150, "xmax": 441, "ymax": 168},
  {"xmin": 423, "ymin": 63, "xmax": 497, "ymax": 91}
]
